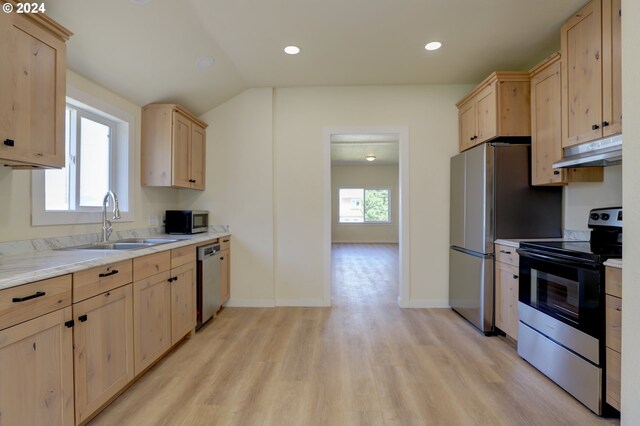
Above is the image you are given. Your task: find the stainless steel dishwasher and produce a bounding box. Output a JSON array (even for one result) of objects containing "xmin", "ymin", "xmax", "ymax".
[{"xmin": 196, "ymin": 243, "xmax": 222, "ymax": 329}]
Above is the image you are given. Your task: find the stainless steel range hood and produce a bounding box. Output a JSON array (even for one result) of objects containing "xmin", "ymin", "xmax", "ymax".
[{"xmin": 552, "ymin": 135, "xmax": 622, "ymax": 168}]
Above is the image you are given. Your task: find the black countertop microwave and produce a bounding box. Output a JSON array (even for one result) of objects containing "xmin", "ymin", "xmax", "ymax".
[{"xmin": 165, "ymin": 210, "xmax": 209, "ymax": 234}]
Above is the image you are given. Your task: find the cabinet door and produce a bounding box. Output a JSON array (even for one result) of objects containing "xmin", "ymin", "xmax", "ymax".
[
  {"xmin": 73, "ymin": 285, "xmax": 134, "ymax": 424},
  {"xmin": 0, "ymin": 12, "xmax": 66, "ymax": 167},
  {"xmin": 0, "ymin": 307, "xmax": 74, "ymax": 426},
  {"xmin": 495, "ymin": 261, "xmax": 519, "ymax": 338},
  {"xmin": 458, "ymin": 100, "xmax": 476, "ymax": 152},
  {"xmin": 133, "ymin": 271, "xmax": 172, "ymax": 376},
  {"xmin": 172, "ymin": 112, "xmax": 192, "ymax": 188},
  {"xmin": 531, "ymin": 59, "xmax": 565, "ymax": 186},
  {"xmin": 602, "ymin": 0, "xmax": 622, "ymax": 137},
  {"xmin": 561, "ymin": 0, "xmax": 603, "ymax": 147},
  {"xmin": 190, "ymin": 124, "xmax": 206, "ymax": 190},
  {"xmin": 475, "ymin": 83, "xmax": 497, "ymax": 143},
  {"xmin": 220, "ymin": 249, "xmax": 230, "ymax": 305},
  {"xmin": 170, "ymin": 262, "xmax": 196, "ymax": 345}
]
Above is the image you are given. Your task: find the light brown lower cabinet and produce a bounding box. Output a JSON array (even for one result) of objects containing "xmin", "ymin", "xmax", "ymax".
[
  {"xmin": 73, "ymin": 284, "xmax": 134, "ymax": 425},
  {"xmin": 133, "ymin": 270, "xmax": 172, "ymax": 376},
  {"xmin": 220, "ymin": 248, "xmax": 230, "ymax": 305},
  {"xmin": 605, "ymin": 266, "xmax": 622, "ymax": 411},
  {"xmin": 494, "ymin": 244, "xmax": 520, "ymax": 340},
  {"xmin": 0, "ymin": 306, "xmax": 75, "ymax": 425},
  {"xmin": 170, "ymin": 261, "xmax": 196, "ymax": 345}
]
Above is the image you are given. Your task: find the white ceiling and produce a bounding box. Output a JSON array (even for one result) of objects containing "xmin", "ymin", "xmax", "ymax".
[
  {"xmin": 46, "ymin": 0, "xmax": 589, "ymax": 116},
  {"xmin": 331, "ymin": 134, "xmax": 399, "ymax": 166}
]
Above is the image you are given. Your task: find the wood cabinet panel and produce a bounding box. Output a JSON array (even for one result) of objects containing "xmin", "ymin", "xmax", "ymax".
[
  {"xmin": 172, "ymin": 112, "xmax": 192, "ymax": 188},
  {"xmin": 219, "ymin": 235, "xmax": 231, "ymax": 251},
  {"xmin": 0, "ymin": 274, "xmax": 71, "ymax": 330},
  {"xmin": 171, "ymin": 244, "xmax": 197, "ymax": 269},
  {"xmin": 605, "ymin": 266, "xmax": 622, "ymax": 298},
  {"xmin": 220, "ymin": 248, "xmax": 230, "ymax": 306},
  {"xmin": 605, "ymin": 294, "xmax": 621, "ymax": 353},
  {"xmin": 495, "ymin": 244, "xmax": 519, "ymax": 267},
  {"xmin": 133, "ymin": 271, "xmax": 172, "ymax": 376},
  {"xmin": 190, "ymin": 124, "xmax": 206, "ymax": 190},
  {"xmin": 0, "ymin": 8, "xmax": 70, "ymax": 168},
  {"xmin": 170, "ymin": 262, "xmax": 196, "ymax": 345},
  {"xmin": 475, "ymin": 83, "xmax": 497, "ymax": 143},
  {"xmin": 133, "ymin": 251, "xmax": 171, "ymax": 282},
  {"xmin": 602, "ymin": 0, "xmax": 622, "ymax": 137},
  {"xmin": 73, "ymin": 284, "xmax": 134, "ymax": 424},
  {"xmin": 73, "ymin": 260, "xmax": 133, "ymax": 303},
  {"xmin": 458, "ymin": 100, "xmax": 476, "ymax": 152},
  {"xmin": 0, "ymin": 306, "xmax": 74, "ymax": 426},
  {"xmin": 530, "ymin": 53, "xmax": 603, "ymax": 186},
  {"xmin": 606, "ymin": 347, "xmax": 621, "ymax": 411},
  {"xmin": 495, "ymin": 260, "xmax": 519, "ymax": 339}
]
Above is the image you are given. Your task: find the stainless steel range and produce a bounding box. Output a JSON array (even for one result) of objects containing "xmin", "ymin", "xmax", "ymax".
[{"xmin": 516, "ymin": 207, "xmax": 622, "ymax": 415}]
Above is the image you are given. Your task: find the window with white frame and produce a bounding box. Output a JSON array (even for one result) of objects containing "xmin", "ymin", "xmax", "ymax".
[
  {"xmin": 338, "ymin": 188, "xmax": 390, "ymax": 223},
  {"xmin": 32, "ymin": 87, "xmax": 134, "ymax": 225}
]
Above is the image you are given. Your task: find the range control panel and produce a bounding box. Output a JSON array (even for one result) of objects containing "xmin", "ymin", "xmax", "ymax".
[{"xmin": 588, "ymin": 207, "xmax": 622, "ymax": 228}]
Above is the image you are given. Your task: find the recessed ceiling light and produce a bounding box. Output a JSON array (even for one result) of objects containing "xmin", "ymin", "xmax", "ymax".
[
  {"xmin": 366, "ymin": 155, "xmax": 376, "ymax": 162},
  {"xmin": 425, "ymin": 41, "xmax": 442, "ymax": 51},
  {"xmin": 195, "ymin": 56, "xmax": 215, "ymax": 70},
  {"xmin": 284, "ymin": 45, "xmax": 301, "ymax": 55}
]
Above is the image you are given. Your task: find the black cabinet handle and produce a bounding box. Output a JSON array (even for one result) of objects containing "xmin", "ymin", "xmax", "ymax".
[
  {"xmin": 499, "ymin": 250, "xmax": 512, "ymax": 254},
  {"xmin": 78, "ymin": 314, "xmax": 88, "ymax": 322},
  {"xmin": 3, "ymin": 139, "xmax": 15, "ymax": 147},
  {"xmin": 513, "ymin": 274, "xmax": 519, "ymax": 279},
  {"xmin": 553, "ymin": 170, "xmax": 560, "ymax": 175},
  {"xmin": 98, "ymin": 269, "xmax": 119, "ymax": 278},
  {"xmin": 12, "ymin": 291, "xmax": 45, "ymax": 303},
  {"xmin": 592, "ymin": 124, "xmax": 600, "ymax": 130},
  {"xmin": 168, "ymin": 276, "xmax": 178, "ymax": 283},
  {"xmin": 602, "ymin": 121, "xmax": 610, "ymax": 127},
  {"xmin": 189, "ymin": 179, "xmax": 196, "ymax": 183},
  {"xmin": 220, "ymin": 257, "xmax": 224, "ymax": 261},
  {"xmin": 65, "ymin": 320, "xmax": 74, "ymax": 328}
]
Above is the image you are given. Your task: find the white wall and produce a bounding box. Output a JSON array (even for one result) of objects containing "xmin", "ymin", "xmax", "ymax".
[
  {"xmin": 0, "ymin": 70, "xmax": 179, "ymax": 243},
  {"xmin": 331, "ymin": 165, "xmax": 399, "ymax": 243},
  {"xmin": 274, "ymin": 85, "xmax": 471, "ymax": 306},
  {"xmin": 563, "ymin": 165, "xmax": 622, "ymax": 231},
  {"xmin": 621, "ymin": 0, "xmax": 640, "ymax": 422},
  {"xmin": 180, "ymin": 88, "xmax": 275, "ymax": 306}
]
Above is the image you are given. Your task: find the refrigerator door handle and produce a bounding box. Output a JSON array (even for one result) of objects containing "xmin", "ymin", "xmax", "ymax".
[{"xmin": 450, "ymin": 246, "xmax": 493, "ymax": 259}]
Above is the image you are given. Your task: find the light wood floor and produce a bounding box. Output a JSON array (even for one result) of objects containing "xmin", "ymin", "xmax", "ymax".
[{"xmin": 90, "ymin": 243, "xmax": 619, "ymax": 425}]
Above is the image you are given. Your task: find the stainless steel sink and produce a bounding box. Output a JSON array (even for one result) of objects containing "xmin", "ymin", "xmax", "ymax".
[{"xmin": 59, "ymin": 242, "xmax": 155, "ymax": 251}]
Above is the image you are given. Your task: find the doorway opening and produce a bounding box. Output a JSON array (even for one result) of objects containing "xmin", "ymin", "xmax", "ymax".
[{"xmin": 322, "ymin": 127, "xmax": 410, "ymax": 307}]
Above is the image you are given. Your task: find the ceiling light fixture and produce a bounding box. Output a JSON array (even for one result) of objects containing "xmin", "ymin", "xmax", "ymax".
[
  {"xmin": 284, "ymin": 45, "xmax": 301, "ymax": 55},
  {"xmin": 425, "ymin": 41, "xmax": 442, "ymax": 51},
  {"xmin": 195, "ymin": 56, "xmax": 215, "ymax": 70},
  {"xmin": 366, "ymin": 155, "xmax": 376, "ymax": 162}
]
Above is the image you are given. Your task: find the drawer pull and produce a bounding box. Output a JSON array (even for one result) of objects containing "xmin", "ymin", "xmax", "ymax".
[
  {"xmin": 220, "ymin": 257, "xmax": 224, "ymax": 261},
  {"xmin": 513, "ymin": 274, "xmax": 519, "ymax": 279},
  {"xmin": 499, "ymin": 250, "xmax": 512, "ymax": 254},
  {"xmin": 78, "ymin": 314, "xmax": 88, "ymax": 322},
  {"xmin": 98, "ymin": 269, "xmax": 119, "ymax": 278},
  {"xmin": 189, "ymin": 179, "xmax": 196, "ymax": 183},
  {"xmin": 12, "ymin": 291, "xmax": 45, "ymax": 303},
  {"xmin": 4, "ymin": 139, "xmax": 15, "ymax": 147},
  {"xmin": 617, "ymin": 306, "xmax": 622, "ymax": 312},
  {"xmin": 168, "ymin": 276, "xmax": 178, "ymax": 283},
  {"xmin": 553, "ymin": 170, "xmax": 560, "ymax": 175}
]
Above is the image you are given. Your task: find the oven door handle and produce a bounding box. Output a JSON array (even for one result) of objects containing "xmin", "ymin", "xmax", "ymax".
[{"xmin": 516, "ymin": 249, "xmax": 600, "ymax": 269}]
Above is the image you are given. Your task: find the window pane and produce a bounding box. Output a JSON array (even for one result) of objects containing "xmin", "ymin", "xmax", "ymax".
[
  {"xmin": 339, "ymin": 188, "xmax": 364, "ymax": 223},
  {"xmin": 364, "ymin": 189, "xmax": 389, "ymax": 222},
  {"xmin": 79, "ymin": 117, "xmax": 110, "ymax": 207},
  {"xmin": 45, "ymin": 109, "xmax": 71, "ymax": 211}
]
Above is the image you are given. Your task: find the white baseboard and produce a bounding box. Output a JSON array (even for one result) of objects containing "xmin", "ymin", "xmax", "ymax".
[
  {"xmin": 403, "ymin": 299, "xmax": 450, "ymax": 308},
  {"xmin": 224, "ymin": 298, "xmax": 276, "ymax": 308},
  {"xmin": 275, "ymin": 298, "xmax": 329, "ymax": 307},
  {"xmin": 331, "ymin": 241, "xmax": 400, "ymax": 244}
]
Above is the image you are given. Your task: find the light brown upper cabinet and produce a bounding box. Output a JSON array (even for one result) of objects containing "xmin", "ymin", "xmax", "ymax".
[
  {"xmin": 456, "ymin": 72, "xmax": 531, "ymax": 152},
  {"xmin": 561, "ymin": 0, "xmax": 622, "ymax": 148},
  {"xmin": 0, "ymin": 4, "xmax": 72, "ymax": 168},
  {"xmin": 529, "ymin": 53, "xmax": 603, "ymax": 186},
  {"xmin": 142, "ymin": 104, "xmax": 207, "ymax": 190}
]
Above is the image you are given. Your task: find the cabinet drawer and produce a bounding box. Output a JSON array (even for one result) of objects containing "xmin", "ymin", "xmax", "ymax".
[
  {"xmin": 0, "ymin": 275, "xmax": 72, "ymax": 330},
  {"xmin": 133, "ymin": 251, "xmax": 171, "ymax": 281},
  {"xmin": 219, "ymin": 235, "xmax": 231, "ymax": 251},
  {"xmin": 495, "ymin": 244, "xmax": 519, "ymax": 267},
  {"xmin": 171, "ymin": 244, "xmax": 196, "ymax": 269},
  {"xmin": 73, "ymin": 260, "xmax": 133, "ymax": 303},
  {"xmin": 605, "ymin": 294, "xmax": 622, "ymax": 353},
  {"xmin": 605, "ymin": 266, "xmax": 622, "ymax": 298},
  {"xmin": 606, "ymin": 347, "xmax": 621, "ymax": 411}
]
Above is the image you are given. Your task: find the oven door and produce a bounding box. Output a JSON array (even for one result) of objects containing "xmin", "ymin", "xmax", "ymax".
[{"xmin": 517, "ymin": 249, "xmax": 602, "ymax": 340}]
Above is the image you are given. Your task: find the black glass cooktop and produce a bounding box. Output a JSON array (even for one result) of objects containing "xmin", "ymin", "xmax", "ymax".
[{"xmin": 518, "ymin": 240, "xmax": 622, "ymax": 263}]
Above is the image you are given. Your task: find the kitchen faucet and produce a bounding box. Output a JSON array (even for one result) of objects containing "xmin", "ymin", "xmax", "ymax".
[{"xmin": 101, "ymin": 191, "xmax": 121, "ymax": 242}]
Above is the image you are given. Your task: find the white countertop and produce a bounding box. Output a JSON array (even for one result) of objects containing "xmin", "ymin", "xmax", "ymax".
[
  {"xmin": 494, "ymin": 238, "xmax": 573, "ymax": 249},
  {"xmin": 0, "ymin": 232, "xmax": 229, "ymax": 291}
]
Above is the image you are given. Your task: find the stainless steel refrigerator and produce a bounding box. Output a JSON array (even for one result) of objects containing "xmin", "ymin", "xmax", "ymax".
[{"xmin": 449, "ymin": 142, "xmax": 562, "ymax": 334}]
